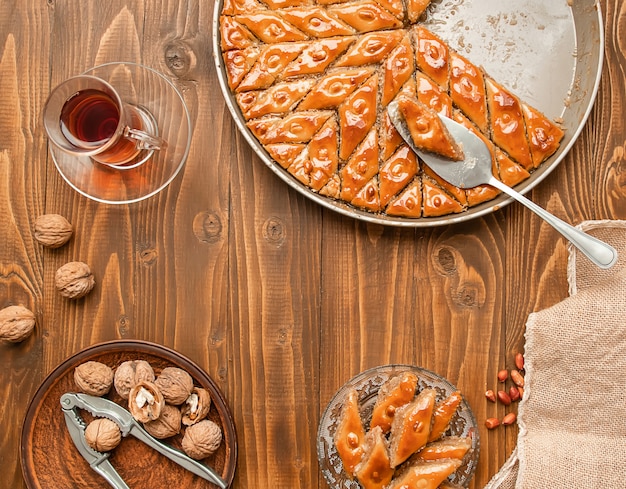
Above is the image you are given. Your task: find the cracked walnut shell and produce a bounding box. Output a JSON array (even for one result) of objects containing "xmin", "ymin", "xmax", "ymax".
[
  {"xmin": 85, "ymin": 418, "xmax": 122, "ymax": 452},
  {"xmin": 182, "ymin": 419, "xmax": 223, "ymax": 460},
  {"xmin": 55, "ymin": 261, "xmax": 95, "ymax": 299},
  {"xmin": 114, "ymin": 360, "xmax": 155, "ymax": 400},
  {"xmin": 143, "ymin": 403, "xmax": 182, "ymax": 439},
  {"xmin": 182, "ymin": 387, "xmax": 212, "ymax": 426},
  {"xmin": 74, "ymin": 361, "xmax": 114, "ymax": 396},
  {"xmin": 154, "ymin": 367, "xmax": 194, "ymax": 405},
  {"xmin": 34, "ymin": 214, "xmax": 73, "ymax": 248},
  {"xmin": 128, "ymin": 381, "xmax": 165, "ymax": 423},
  {"xmin": 0, "ymin": 305, "xmax": 36, "ymax": 343}
]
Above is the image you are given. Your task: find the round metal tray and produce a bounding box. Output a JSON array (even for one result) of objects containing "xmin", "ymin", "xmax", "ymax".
[{"xmin": 212, "ymin": 0, "xmax": 603, "ymax": 227}]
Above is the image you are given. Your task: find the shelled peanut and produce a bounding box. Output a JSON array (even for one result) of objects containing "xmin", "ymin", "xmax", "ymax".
[{"xmin": 484, "ymin": 352, "xmax": 525, "ymax": 430}]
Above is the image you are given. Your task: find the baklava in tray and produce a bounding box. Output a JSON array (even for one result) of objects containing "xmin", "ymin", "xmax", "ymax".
[{"xmin": 218, "ymin": 0, "xmax": 564, "ymax": 219}]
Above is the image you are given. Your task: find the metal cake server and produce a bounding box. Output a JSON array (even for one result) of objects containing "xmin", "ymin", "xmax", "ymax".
[
  {"xmin": 387, "ymin": 101, "xmax": 618, "ymax": 270},
  {"xmin": 61, "ymin": 392, "xmax": 228, "ymax": 489}
]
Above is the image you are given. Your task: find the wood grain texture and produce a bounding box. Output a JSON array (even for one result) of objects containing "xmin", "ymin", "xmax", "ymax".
[{"xmin": 1, "ymin": 0, "xmax": 626, "ymax": 488}]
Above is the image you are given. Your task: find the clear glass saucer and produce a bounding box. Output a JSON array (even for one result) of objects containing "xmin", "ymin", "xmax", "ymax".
[{"xmin": 49, "ymin": 62, "xmax": 192, "ymax": 204}]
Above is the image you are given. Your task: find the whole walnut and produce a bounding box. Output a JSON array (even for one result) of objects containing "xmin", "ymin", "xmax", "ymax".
[
  {"xmin": 0, "ymin": 305, "xmax": 36, "ymax": 343},
  {"xmin": 34, "ymin": 214, "xmax": 73, "ymax": 248},
  {"xmin": 114, "ymin": 360, "xmax": 155, "ymax": 399},
  {"xmin": 143, "ymin": 403, "xmax": 182, "ymax": 439},
  {"xmin": 182, "ymin": 387, "xmax": 212, "ymax": 426},
  {"xmin": 74, "ymin": 361, "xmax": 114, "ymax": 396},
  {"xmin": 182, "ymin": 419, "xmax": 223, "ymax": 460},
  {"xmin": 154, "ymin": 367, "xmax": 194, "ymax": 405},
  {"xmin": 55, "ymin": 261, "xmax": 95, "ymax": 299},
  {"xmin": 85, "ymin": 418, "xmax": 121, "ymax": 452},
  {"xmin": 128, "ymin": 381, "xmax": 165, "ymax": 423}
]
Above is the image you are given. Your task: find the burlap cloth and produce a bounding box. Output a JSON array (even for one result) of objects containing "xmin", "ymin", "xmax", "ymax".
[{"xmin": 484, "ymin": 220, "xmax": 626, "ymax": 489}]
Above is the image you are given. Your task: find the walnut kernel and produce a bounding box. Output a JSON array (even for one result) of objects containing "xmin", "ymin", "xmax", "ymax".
[
  {"xmin": 34, "ymin": 214, "xmax": 73, "ymax": 248},
  {"xmin": 143, "ymin": 403, "xmax": 182, "ymax": 439},
  {"xmin": 182, "ymin": 387, "xmax": 212, "ymax": 426},
  {"xmin": 0, "ymin": 305, "xmax": 36, "ymax": 343},
  {"xmin": 182, "ymin": 419, "xmax": 223, "ymax": 460},
  {"xmin": 128, "ymin": 381, "xmax": 165, "ymax": 423},
  {"xmin": 74, "ymin": 361, "xmax": 114, "ymax": 396},
  {"xmin": 85, "ymin": 418, "xmax": 122, "ymax": 452},
  {"xmin": 55, "ymin": 261, "xmax": 95, "ymax": 299},
  {"xmin": 114, "ymin": 360, "xmax": 155, "ymax": 400},
  {"xmin": 154, "ymin": 367, "xmax": 194, "ymax": 405}
]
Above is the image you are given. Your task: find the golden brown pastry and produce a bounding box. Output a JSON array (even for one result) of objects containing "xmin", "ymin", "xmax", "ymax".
[
  {"xmin": 379, "ymin": 145, "xmax": 419, "ymax": 208},
  {"xmin": 386, "ymin": 179, "xmax": 423, "ymax": 218},
  {"xmin": 370, "ymin": 372, "xmax": 419, "ymax": 434},
  {"xmin": 287, "ymin": 148, "xmax": 313, "ymax": 186},
  {"xmin": 428, "ymin": 390, "xmax": 462, "ymax": 442},
  {"xmin": 237, "ymin": 79, "xmax": 315, "ymax": 120},
  {"xmin": 407, "ymin": 0, "xmax": 432, "ymax": 22},
  {"xmin": 485, "ymin": 77, "xmax": 533, "ymax": 170},
  {"xmin": 340, "ymin": 129, "xmax": 379, "ymax": 202},
  {"xmin": 247, "ymin": 111, "xmax": 333, "ymax": 144},
  {"xmin": 320, "ymin": 173, "xmax": 341, "ymax": 199},
  {"xmin": 339, "ymin": 74, "xmax": 378, "ymax": 160},
  {"xmin": 414, "ymin": 26, "xmax": 450, "ymax": 90},
  {"xmin": 496, "ymin": 148, "xmax": 530, "ymax": 187},
  {"xmin": 423, "ymin": 164, "xmax": 468, "ymax": 208},
  {"xmin": 266, "ymin": 143, "xmax": 306, "ymax": 169},
  {"xmin": 382, "ymin": 35, "xmax": 415, "ymax": 106},
  {"xmin": 388, "ymin": 388, "xmax": 436, "ymax": 468},
  {"xmin": 417, "ymin": 436, "xmax": 472, "ymax": 461},
  {"xmin": 279, "ymin": 7, "xmax": 355, "ymax": 37},
  {"xmin": 449, "ymin": 51, "xmax": 488, "ymax": 134},
  {"xmin": 351, "ymin": 178, "xmax": 380, "ymax": 212},
  {"xmin": 334, "ymin": 387, "xmax": 366, "ymax": 476},
  {"xmin": 380, "ymin": 111, "xmax": 405, "ymax": 162},
  {"xmin": 220, "ymin": 16, "xmax": 258, "ymax": 51},
  {"xmin": 336, "ymin": 31, "xmax": 403, "ymax": 67},
  {"xmin": 237, "ymin": 43, "xmax": 307, "ymax": 92},
  {"xmin": 386, "ymin": 459, "xmax": 462, "ymax": 489},
  {"xmin": 235, "ymin": 12, "xmax": 309, "ymax": 43},
  {"xmin": 522, "ymin": 102, "xmax": 564, "ymax": 168},
  {"xmin": 415, "ymin": 71, "xmax": 452, "ymax": 117},
  {"xmin": 354, "ymin": 426, "xmax": 394, "ymax": 489},
  {"xmin": 422, "ymin": 177, "xmax": 464, "ymax": 217},
  {"xmin": 307, "ymin": 118, "xmax": 340, "ymax": 191},
  {"xmin": 329, "ymin": 1, "xmax": 403, "ymax": 32},
  {"xmin": 298, "ymin": 68, "xmax": 374, "ymax": 110},
  {"xmin": 282, "ymin": 37, "xmax": 355, "ymax": 78},
  {"xmin": 378, "ymin": 0, "xmax": 404, "ymax": 19},
  {"xmin": 396, "ymin": 94, "xmax": 464, "ymax": 161},
  {"xmin": 263, "ymin": 0, "xmax": 310, "ymax": 8},
  {"xmin": 224, "ymin": 47, "xmax": 260, "ymax": 90}
]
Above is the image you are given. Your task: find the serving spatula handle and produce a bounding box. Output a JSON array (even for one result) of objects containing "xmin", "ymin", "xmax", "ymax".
[{"xmin": 488, "ymin": 177, "xmax": 618, "ymax": 269}]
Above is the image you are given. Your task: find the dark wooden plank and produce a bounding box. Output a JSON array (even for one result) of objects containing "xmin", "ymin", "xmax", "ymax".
[
  {"xmin": 0, "ymin": 1, "xmax": 50, "ymax": 488},
  {"xmin": 227, "ymin": 143, "xmax": 323, "ymax": 488}
]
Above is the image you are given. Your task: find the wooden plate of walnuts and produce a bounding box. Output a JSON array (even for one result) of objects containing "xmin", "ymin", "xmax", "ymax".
[{"xmin": 20, "ymin": 340, "xmax": 237, "ymax": 488}]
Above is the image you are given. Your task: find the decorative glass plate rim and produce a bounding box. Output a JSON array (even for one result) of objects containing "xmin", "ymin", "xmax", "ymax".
[
  {"xmin": 211, "ymin": 0, "xmax": 604, "ymax": 227},
  {"xmin": 316, "ymin": 364, "xmax": 480, "ymax": 488},
  {"xmin": 50, "ymin": 62, "xmax": 192, "ymax": 205}
]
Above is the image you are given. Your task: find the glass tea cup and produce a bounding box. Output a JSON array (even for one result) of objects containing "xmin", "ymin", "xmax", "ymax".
[{"xmin": 43, "ymin": 75, "xmax": 166, "ymax": 167}]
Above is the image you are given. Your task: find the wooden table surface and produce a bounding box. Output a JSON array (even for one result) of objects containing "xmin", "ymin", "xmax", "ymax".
[{"xmin": 1, "ymin": 0, "xmax": 625, "ymax": 488}]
